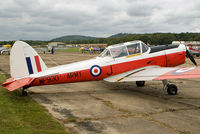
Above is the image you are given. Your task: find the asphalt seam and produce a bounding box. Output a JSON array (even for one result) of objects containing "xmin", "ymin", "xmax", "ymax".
[
  {"xmin": 117, "ymin": 84, "xmax": 200, "ymax": 109},
  {"xmin": 86, "ymin": 92, "xmax": 197, "ymax": 134},
  {"xmin": 32, "ymin": 89, "xmax": 200, "ymax": 109},
  {"xmin": 32, "ymin": 90, "xmax": 199, "ymax": 134}
]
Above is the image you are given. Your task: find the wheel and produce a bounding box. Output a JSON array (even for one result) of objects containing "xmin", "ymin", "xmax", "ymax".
[
  {"xmin": 1, "ymin": 51, "xmax": 5, "ymax": 55},
  {"xmin": 22, "ymin": 90, "xmax": 28, "ymax": 96},
  {"xmin": 167, "ymin": 84, "xmax": 178, "ymax": 95},
  {"xmin": 136, "ymin": 81, "xmax": 145, "ymax": 87}
]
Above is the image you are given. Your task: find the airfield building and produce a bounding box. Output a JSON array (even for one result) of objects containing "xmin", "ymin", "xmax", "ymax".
[
  {"xmin": 65, "ymin": 44, "xmax": 107, "ymax": 48},
  {"xmin": 48, "ymin": 42, "xmax": 65, "ymax": 47},
  {"xmin": 172, "ymin": 41, "xmax": 200, "ymax": 46}
]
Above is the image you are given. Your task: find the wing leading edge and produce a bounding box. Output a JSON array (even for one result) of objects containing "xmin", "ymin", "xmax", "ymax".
[{"xmin": 104, "ymin": 66, "xmax": 200, "ymax": 82}]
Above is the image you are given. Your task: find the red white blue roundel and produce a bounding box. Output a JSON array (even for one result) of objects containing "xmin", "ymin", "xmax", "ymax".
[
  {"xmin": 90, "ymin": 65, "xmax": 102, "ymax": 77},
  {"xmin": 172, "ymin": 67, "xmax": 197, "ymax": 74}
]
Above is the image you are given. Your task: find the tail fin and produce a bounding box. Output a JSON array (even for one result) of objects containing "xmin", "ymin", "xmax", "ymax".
[
  {"xmin": 10, "ymin": 41, "xmax": 47, "ymax": 79},
  {"xmin": 2, "ymin": 41, "xmax": 47, "ymax": 91}
]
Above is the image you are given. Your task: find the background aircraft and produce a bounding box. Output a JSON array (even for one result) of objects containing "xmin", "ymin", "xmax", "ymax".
[
  {"xmin": 188, "ymin": 44, "xmax": 200, "ymax": 57},
  {"xmin": 0, "ymin": 44, "xmax": 11, "ymax": 55},
  {"xmin": 2, "ymin": 40, "xmax": 200, "ymax": 96}
]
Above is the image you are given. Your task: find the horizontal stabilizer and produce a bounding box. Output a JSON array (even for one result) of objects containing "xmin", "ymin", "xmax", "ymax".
[{"xmin": 2, "ymin": 77, "xmax": 34, "ymax": 91}]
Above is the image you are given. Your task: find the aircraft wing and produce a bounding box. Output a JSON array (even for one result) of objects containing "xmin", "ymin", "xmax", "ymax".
[{"xmin": 104, "ymin": 66, "xmax": 200, "ymax": 82}]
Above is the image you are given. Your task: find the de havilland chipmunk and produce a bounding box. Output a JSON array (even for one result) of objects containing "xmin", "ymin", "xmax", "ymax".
[{"xmin": 2, "ymin": 40, "xmax": 200, "ymax": 96}]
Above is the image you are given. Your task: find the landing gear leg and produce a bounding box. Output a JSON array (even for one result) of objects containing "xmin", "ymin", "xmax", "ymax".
[
  {"xmin": 136, "ymin": 81, "xmax": 145, "ymax": 87},
  {"xmin": 162, "ymin": 80, "xmax": 178, "ymax": 95},
  {"xmin": 22, "ymin": 87, "xmax": 28, "ymax": 96}
]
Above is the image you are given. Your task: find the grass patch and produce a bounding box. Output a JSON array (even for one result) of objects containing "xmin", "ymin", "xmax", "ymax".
[
  {"xmin": 57, "ymin": 47, "xmax": 80, "ymax": 52},
  {"xmin": 66, "ymin": 117, "xmax": 77, "ymax": 123},
  {"xmin": 179, "ymin": 131, "xmax": 191, "ymax": 134},
  {"xmin": 0, "ymin": 74, "xmax": 70, "ymax": 134}
]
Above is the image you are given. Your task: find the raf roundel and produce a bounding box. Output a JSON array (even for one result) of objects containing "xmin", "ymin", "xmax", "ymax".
[
  {"xmin": 90, "ymin": 65, "xmax": 102, "ymax": 77},
  {"xmin": 172, "ymin": 67, "xmax": 197, "ymax": 75}
]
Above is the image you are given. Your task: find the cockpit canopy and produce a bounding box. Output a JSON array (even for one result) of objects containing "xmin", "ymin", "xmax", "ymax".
[{"xmin": 98, "ymin": 40, "xmax": 149, "ymax": 58}]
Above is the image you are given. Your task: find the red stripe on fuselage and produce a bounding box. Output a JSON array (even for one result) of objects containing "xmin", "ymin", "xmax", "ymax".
[
  {"xmin": 189, "ymin": 48, "xmax": 200, "ymax": 53},
  {"xmin": 34, "ymin": 56, "xmax": 42, "ymax": 72},
  {"xmin": 30, "ymin": 51, "xmax": 185, "ymax": 87}
]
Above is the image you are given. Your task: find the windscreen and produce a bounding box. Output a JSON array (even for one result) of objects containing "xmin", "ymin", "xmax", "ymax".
[
  {"xmin": 127, "ymin": 43, "xmax": 141, "ymax": 55},
  {"xmin": 110, "ymin": 46, "xmax": 128, "ymax": 58},
  {"xmin": 98, "ymin": 49, "xmax": 111, "ymax": 57}
]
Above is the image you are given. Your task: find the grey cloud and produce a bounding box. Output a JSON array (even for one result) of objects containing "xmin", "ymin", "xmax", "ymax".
[
  {"xmin": 0, "ymin": 0, "xmax": 199, "ymax": 40},
  {"xmin": 126, "ymin": 2, "xmax": 160, "ymax": 17}
]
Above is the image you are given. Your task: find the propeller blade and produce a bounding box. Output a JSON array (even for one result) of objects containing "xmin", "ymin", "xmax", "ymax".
[{"xmin": 186, "ymin": 50, "xmax": 197, "ymax": 66}]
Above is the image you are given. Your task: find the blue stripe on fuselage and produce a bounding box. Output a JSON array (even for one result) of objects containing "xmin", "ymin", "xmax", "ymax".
[{"xmin": 26, "ymin": 57, "xmax": 33, "ymax": 74}]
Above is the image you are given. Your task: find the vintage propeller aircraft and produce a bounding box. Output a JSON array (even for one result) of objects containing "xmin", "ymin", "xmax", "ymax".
[
  {"xmin": 2, "ymin": 40, "xmax": 200, "ymax": 96},
  {"xmin": 188, "ymin": 44, "xmax": 200, "ymax": 57}
]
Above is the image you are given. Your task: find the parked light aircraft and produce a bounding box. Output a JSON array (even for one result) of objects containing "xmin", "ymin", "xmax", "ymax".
[
  {"xmin": 188, "ymin": 44, "xmax": 200, "ymax": 57},
  {"xmin": 0, "ymin": 44, "xmax": 11, "ymax": 55},
  {"xmin": 2, "ymin": 41, "xmax": 200, "ymax": 96}
]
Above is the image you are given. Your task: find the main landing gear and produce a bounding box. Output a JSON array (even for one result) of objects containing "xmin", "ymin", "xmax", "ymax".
[
  {"xmin": 136, "ymin": 80, "xmax": 178, "ymax": 95},
  {"xmin": 162, "ymin": 80, "xmax": 178, "ymax": 95},
  {"xmin": 22, "ymin": 86, "xmax": 28, "ymax": 96}
]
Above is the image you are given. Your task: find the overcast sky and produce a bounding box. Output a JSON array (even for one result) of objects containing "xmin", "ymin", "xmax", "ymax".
[{"xmin": 0, "ymin": 0, "xmax": 199, "ymax": 40}]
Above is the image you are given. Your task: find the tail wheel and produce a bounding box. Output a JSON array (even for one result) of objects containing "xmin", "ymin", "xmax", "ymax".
[
  {"xmin": 22, "ymin": 90, "xmax": 28, "ymax": 96},
  {"xmin": 167, "ymin": 84, "xmax": 178, "ymax": 95},
  {"xmin": 22, "ymin": 87, "xmax": 28, "ymax": 96},
  {"xmin": 136, "ymin": 81, "xmax": 145, "ymax": 87}
]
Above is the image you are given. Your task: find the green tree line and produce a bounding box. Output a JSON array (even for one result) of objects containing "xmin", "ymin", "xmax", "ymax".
[
  {"xmin": 0, "ymin": 40, "xmax": 49, "ymax": 46},
  {"xmin": 66, "ymin": 32, "xmax": 200, "ymax": 45},
  {"xmin": 1, "ymin": 32, "xmax": 200, "ymax": 46}
]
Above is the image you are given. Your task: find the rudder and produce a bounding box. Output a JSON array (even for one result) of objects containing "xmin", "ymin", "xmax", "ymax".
[{"xmin": 10, "ymin": 41, "xmax": 47, "ymax": 79}]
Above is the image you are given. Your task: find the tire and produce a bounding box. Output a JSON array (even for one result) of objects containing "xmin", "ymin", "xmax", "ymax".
[
  {"xmin": 22, "ymin": 90, "xmax": 28, "ymax": 96},
  {"xmin": 136, "ymin": 81, "xmax": 145, "ymax": 87},
  {"xmin": 167, "ymin": 84, "xmax": 178, "ymax": 95}
]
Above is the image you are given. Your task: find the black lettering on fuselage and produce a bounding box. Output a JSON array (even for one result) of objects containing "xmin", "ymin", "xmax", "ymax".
[
  {"xmin": 39, "ymin": 74, "xmax": 60, "ymax": 84},
  {"xmin": 107, "ymin": 65, "xmax": 113, "ymax": 76},
  {"xmin": 66, "ymin": 71, "xmax": 81, "ymax": 79},
  {"xmin": 38, "ymin": 71, "xmax": 81, "ymax": 84}
]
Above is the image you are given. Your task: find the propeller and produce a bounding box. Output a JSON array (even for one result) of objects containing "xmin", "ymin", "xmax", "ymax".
[
  {"xmin": 176, "ymin": 39, "xmax": 197, "ymax": 66},
  {"xmin": 186, "ymin": 49, "xmax": 197, "ymax": 66}
]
